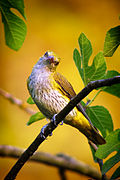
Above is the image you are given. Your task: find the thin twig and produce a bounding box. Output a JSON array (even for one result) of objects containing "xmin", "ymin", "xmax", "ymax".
[
  {"xmin": 86, "ymin": 89, "xmax": 102, "ymax": 107},
  {"xmin": 58, "ymin": 168, "xmax": 67, "ymax": 180},
  {"xmin": 89, "ymin": 141, "xmax": 107, "ymax": 180},
  {"xmin": 4, "ymin": 76, "xmax": 120, "ymax": 180},
  {"xmin": 0, "ymin": 145, "xmax": 101, "ymax": 179},
  {"xmin": 0, "ymin": 88, "xmax": 35, "ymax": 115}
]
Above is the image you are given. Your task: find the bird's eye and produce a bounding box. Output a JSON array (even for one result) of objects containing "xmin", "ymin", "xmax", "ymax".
[{"xmin": 44, "ymin": 52, "xmax": 48, "ymax": 57}]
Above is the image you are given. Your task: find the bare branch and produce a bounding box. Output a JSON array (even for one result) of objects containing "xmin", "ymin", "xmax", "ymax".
[
  {"xmin": 4, "ymin": 76, "xmax": 120, "ymax": 180},
  {"xmin": 0, "ymin": 88, "xmax": 35, "ymax": 115},
  {"xmin": 0, "ymin": 145, "xmax": 101, "ymax": 179}
]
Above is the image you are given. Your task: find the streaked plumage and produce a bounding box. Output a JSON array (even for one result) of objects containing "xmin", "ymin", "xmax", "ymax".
[{"xmin": 27, "ymin": 51, "xmax": 106, "ymax": 145}]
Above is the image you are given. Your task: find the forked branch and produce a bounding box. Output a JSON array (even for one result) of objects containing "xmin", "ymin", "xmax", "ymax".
[{"xmin": 0, "ymin": 145, "xmax": 101, "ymax": 179}]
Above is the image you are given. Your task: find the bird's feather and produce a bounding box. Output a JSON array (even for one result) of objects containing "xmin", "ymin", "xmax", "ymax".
[
  {"xmin": 53, "ymin": 72, "xmax": 94, "ymax": 126},
  {"xmin": 53, "ymin": 72, "xmax": 76, "ymax": 98}
]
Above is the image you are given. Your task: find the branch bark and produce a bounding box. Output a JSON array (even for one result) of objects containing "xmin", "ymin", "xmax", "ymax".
[
  {"xmin": 0, "ymin": 88, "xmax": 35, "ymax": 115},
  {"xmin": 0, "ymin": 145, "xmax": 101, "ymax": 179},
  {"xmin": 4, "ymin": 76, "xmax": 120, "ymax": 180}
]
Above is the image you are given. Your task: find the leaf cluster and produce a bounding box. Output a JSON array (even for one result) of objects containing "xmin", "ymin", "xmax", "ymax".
[{"xmin": 72, "ymin": 28, "xmax": 120, "ymax": 179}]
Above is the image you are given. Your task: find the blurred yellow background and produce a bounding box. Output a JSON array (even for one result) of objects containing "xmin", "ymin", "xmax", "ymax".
[{"xmin": 0, "ymin": 0, "xmax": 120, "ymax": 179}]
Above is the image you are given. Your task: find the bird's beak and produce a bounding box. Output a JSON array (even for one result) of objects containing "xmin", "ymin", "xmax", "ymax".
[{"xmin": 47, "ymin": 56, "xmax": 59, "ymax": 66}]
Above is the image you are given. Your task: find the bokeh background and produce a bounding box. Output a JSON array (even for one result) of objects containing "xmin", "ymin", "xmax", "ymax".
[{"xmin": 0, "ymin": 0, "xmax": 120, "ymax": 179}]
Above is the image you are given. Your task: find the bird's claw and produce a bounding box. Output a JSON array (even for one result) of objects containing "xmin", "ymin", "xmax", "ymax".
[
  {"xmin": 51, "ymin": 114, "xmax": 58, "ymax": 127},
  {"xmin": 49, "ymin": 132, "xmax": 53, "ymax": 136},
  {"xmin": 51, "ymin": 114, "xmax": 64, "ymax": 126},
  {"xmin": 41, "ymin": 124, "xmax": 53, "ymax": 138},
  {"xmin": 41, "ymin": 114, "xmax": 63, "ymax": 139},
  {"xmin": 60, "ymin": 121, "xmax": 64, "ymax": 125},
  {"xmin": 40, "ymin": 124, "xmax": 47, "ymax": 140}
]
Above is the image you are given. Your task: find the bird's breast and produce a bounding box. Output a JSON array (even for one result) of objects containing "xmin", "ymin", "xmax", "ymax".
[{"xmin": 28, "ymin": 73, "xmax": 77, "ymax": 120}]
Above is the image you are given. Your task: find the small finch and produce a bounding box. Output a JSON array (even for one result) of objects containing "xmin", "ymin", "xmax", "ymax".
[{"xmin": 27, "ymin": 51, "xmax": 106, "ymax": 145}]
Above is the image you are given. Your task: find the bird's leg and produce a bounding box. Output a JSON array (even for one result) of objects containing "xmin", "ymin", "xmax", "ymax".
[
  {"xmin": 51, "ymin": 114, "xmax": 58, "ymax": 127},
  {"xmin": 40, "ymin": 123, "xmax": 55, "ymax": 138},
  {"xmin": 50, "ymin": 114, "xmax": 58, "ymax": 136},
  {"xmin": 40, "ymin": 114, "xmax": 63, "ymax": 139},
  {"xmin": 40, "ymin": 114, "xmax": 58, "ymax": 139}
]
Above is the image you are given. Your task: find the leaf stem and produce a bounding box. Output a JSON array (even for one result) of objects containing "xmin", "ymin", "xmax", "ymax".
[{"xmin": 86, "ymin": 89, "xmax": 102, "ymax": 106}]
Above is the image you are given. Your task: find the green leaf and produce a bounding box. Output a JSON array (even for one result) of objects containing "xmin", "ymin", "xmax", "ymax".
[
  {"xmin": 96, "ymin": 129, "xmax": 120, "ymax": 175},
  {"xmin": 73, "ymin": 48, "xmax": 81, "ymax": 69},
  {"xmin": 80, "ymin": 100, "xmax": 86, "ymax": 107},
  {"xmin": 103, "ymin": 26, "xmax": 120, "ymax": 57},
  {"xmin": 74, "ymin": 33, "xmax": 107, "ymax": 85},
  {"xmin": 111, "ymin": 166, "xmax": 120, "ymax": 180},
  {"xmin": 78, "ymin": 33, "xmax": 92, "ymax": 85},
  {"xmin": 86, "ymin": 106, "xmax": 113, "ymax": 138},
  {"xmin": 102, "ymin": 150, "xmax": 120, "ymax": 174},
  {"xmin": 78, "ymin": 33, "xmax": 92, "ymax": 67},
  {"xmin": 96, "ymin": 129, "xmax": 120, "ymax": 159},
  {"xmin": 102, "ymin": 70, "xmax": 120, "ymax": 98},
  {"xmin": 0, "ymin": 0, "xmax": 27, "ymax": 51},
  {"xmin": 86, "ymin": 52, "xmax": 107, "ymax": 83},
  {"xmin": 73, "ymin": 48, "xmax": 83, "ymax": 78},
  {"xmin": 27, "ymin": 97, "xmax": 35, "ymax": 104},
  {"xmin": 27, "ymin": 112, "xmax": 45, "ymax": 126},
  {"xmin": 8, "ymin": 0, "xmax": 26, "ymax": 19}
]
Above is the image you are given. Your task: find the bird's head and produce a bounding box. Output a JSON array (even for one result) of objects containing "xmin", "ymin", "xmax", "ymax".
[{"xmin": 36, "ymin": 51, "xmax": 60, "ymax": 71}]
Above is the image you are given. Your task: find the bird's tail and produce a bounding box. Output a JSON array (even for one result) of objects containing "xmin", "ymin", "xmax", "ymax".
[
  {"xmin": 76, "ymin": 104, "xmax": 106, "ymax": 145},
  {"xmin": 83, "ymin": 125, "xmax": 106, "ymax": 145},
  {"xmin": 65, "ymin": 115, "xmax": 106, "ymax": 145}
]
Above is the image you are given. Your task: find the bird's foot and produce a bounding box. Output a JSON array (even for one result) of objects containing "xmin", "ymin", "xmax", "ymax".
[
  {"xmin": 51, "ymin": 114, "xmax": 64, "ymax": 126},
  {"xmin": 40, "ymin": 124, "xmax": 53, "ymax": 138},
  {"xmin": 40, "ymin": 124, "xmax": 48, "ymax": 140},
  {"xmin": 51, "ymin": 114, "xmax": 58, "ymax": 127},
  {"xmin": 40, "ymin": 115, "xmax": 58, "ymax": 139},
  {"xmin": 41, "ymin": 114, "xmax": 63, "ymax": 138}
]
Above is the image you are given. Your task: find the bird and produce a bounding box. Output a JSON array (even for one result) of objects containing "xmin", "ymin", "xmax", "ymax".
[{"xmin": 27, "ymin": 51, "xmax": 106, "ymax": 145}]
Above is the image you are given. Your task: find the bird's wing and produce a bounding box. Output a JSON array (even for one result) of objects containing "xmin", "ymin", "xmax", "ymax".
[
  {"xmin": 53, "ymin": 72, "xmax": 94, "ymax": 126},
  {"xmin": 53, "ymin": 72, "xmax": 76, "ymax": 99}
]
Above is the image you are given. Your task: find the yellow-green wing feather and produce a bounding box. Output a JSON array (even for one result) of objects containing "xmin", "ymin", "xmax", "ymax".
[
  {"xmin": 53, "ymin": 72, "xmax": 76, "ymax": 99},
  {"xmin": 53, "ymin": 72, "xmax": 93, "ymax": 124}
]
